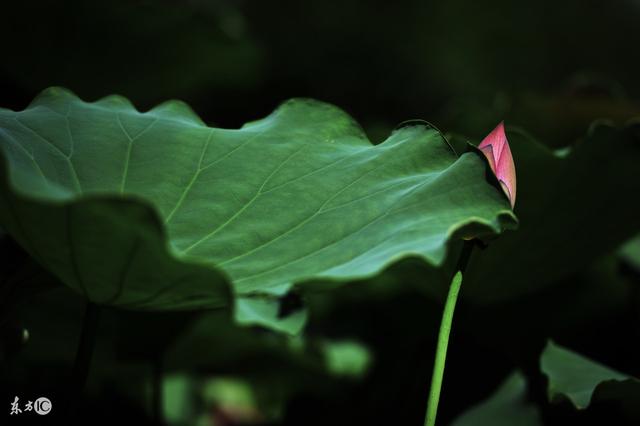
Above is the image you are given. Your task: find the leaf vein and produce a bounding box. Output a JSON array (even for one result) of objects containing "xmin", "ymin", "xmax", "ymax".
[
  {"xmin": 164, "ymin": 129, "xmax": 214, "ymax": 224},
  {"xmin": 183, "ymin": 143, "xmax": 308, "ymax": 253},
  {"xmin": 14, "ymin": 115, "xmax": 83, "ymax": 193},
  {"xmin": 218, "ymin": 160, "xmax": 390, "ymax": 266}
]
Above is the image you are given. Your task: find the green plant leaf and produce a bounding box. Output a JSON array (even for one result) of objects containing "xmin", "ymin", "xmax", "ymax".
[
  {"xmin": 541, "ymin": 340, "xmax": 640, "ymax": 410},
  {"xmin": 451, "ymin": 372, "xmax": 542, "ymax": 426},
  {"xmin": 235, "ymin": 296, "xmax": 307, "ymax": 336},
  {"xmin": 0, "ymin": 87, "xmax": 516, "ymax": 312}
]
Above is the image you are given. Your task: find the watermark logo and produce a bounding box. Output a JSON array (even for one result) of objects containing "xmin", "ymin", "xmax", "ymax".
[
  {"xmin": 9, "ymin": 396, "xmax": 51, "ymax": 416},
  {"xmin": 34, "ymin": 397, "xmax": 52, "ymax": 415}
]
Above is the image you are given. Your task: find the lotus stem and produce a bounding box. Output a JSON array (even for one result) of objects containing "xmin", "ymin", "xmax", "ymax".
[{"xmin": 424, "ymin": 240, "xmax": 474, "ymax": 426}]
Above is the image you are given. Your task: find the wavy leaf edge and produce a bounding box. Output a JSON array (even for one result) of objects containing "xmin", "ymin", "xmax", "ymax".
[{"xmin": 0, "ymin": 87, "xmax": 518, "ymax": 306}]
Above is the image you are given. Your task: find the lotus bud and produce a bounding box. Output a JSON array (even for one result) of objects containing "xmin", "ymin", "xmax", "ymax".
[{"xmin": 478, "ymin": 122, "xmax": 516, "ymax": 208}]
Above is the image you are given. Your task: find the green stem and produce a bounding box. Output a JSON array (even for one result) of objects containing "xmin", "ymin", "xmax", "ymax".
[{"xmin": 424, "ymin": 240, "xmax": 474, "ymax": 426}]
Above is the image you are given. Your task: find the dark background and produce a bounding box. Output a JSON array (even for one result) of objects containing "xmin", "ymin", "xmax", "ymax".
[
  {"xmin": 1, "ymin": 0, "xmax": 640, "ymax": 425},
  {"xmin": 3, "ymin": 0, "xmax": 640, "ymax": 143}
]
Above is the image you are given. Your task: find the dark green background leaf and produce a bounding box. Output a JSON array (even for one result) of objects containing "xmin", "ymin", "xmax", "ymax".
[
  {"xmin": 452, "ymin": 372, "xmax": 542, "ymax": 426},
  {"xmin": 541, "ymin": 340, "xmax": 640, "ymax": 410}
]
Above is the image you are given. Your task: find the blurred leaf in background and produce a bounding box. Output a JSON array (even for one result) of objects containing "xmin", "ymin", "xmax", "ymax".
[
  {"xmin": 451, "ymin": 371, "xmax": 542, "ymax": 426},
  {"xmin": 541, "ymin": 341, "xmax": 640, "ymax": 421}
]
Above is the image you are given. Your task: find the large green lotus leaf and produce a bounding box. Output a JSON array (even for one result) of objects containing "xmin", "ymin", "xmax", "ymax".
[
  {"xmin": 0, "ymin": 88, "xmax": 515, "ymax": 310},
  {"xmin": 541, "ymin": 341, "xmax": 640, "ymax": 411},
  {"xmin": 451, "ymin": 372, "xmax": 542, "ymax": 426},
  {"xmin": 463, "ymin": 123, "xmax": 640, "ymax": 304}
]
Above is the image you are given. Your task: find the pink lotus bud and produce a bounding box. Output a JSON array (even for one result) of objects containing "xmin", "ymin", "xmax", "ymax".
[{"xmin": 478, "ymin": 122, "xmax": 517, "ymax": 208}]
